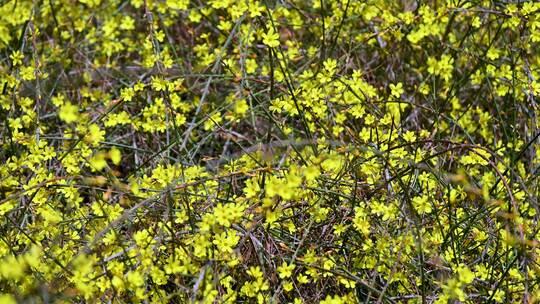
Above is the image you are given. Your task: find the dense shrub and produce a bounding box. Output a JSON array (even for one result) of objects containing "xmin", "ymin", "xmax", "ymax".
[{"xmin": 1, "ymin": 0, "xmax": 540, "ymax": 303}]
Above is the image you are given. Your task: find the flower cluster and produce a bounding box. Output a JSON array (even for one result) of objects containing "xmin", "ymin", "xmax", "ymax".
[{"xmin": 1, "ymin": 0, "xmax": 540, "ymax": 303}]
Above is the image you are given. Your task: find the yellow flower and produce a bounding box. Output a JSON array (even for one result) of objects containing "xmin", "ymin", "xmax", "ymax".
[
  {"xmin": 283, "ymin": 281, "xmax": 293, "ymax": 292},
  {"xmin": 0, "ymin": 294, "xmax": 16, "ymax": 304},
  {"xmin": 403, "ymin": 130, "xmax": 416, "ymax": 143},
  {"xmin": 457, "ymin": 264, "xmax": 475, "ymax": 284},
  {"xmin": 244, "ymin": 178, "xmax": 260, "ymax": 198},
  {"xmin": 412, "ymin": 195, "xmax": 432, "ymax": 214},
  {"xmin": 166, "ymin": 0, "xmax": 189, "ymax": 10},
  {"xmin": 304, "ymin": 165, "xmax": 320, "ymax": 182},
  {"xmin": 277, "ymin": 262, "xmax": 295, "ymax": 279},
  {"xmin": 212, "ymin": 230, "xmax": 240, "ymax": 254},
  {"xmin": 85, "ymin": 124, "xmax": 105, "ymax": 145},
  {"xmin": 120, "ymin": 87, "xmax": 135, "ymax": 101},
  {"xmin": 10, "ymin": 50, "xmax": 24, "ymax": 66},
  {"xmin": 262, "ymin": 28, "xmax": 280, "ymax": 48},
  {"xmin": 0, "ymin": 255, "xmax": 26, "ymax": 280},
  {"xmin": 108, "ymin": 147, "xmax": 122, "ymax": 165},
  {"xmin": 297, "ymin": 273, "xmax": 309, "ymax": 284},
  {"xmin": 126, "ymin": 270, "xmax": 145, "ymax": 287},
  {"xmin": 59, "ymin": 102, "xmax": 79, "ymax": 123},
  {"xmin": 339, "ymin": 277, "xmax": 356, "ymax": 289},
  {"xmin": 390, "ymin": 82, "xmax": 404, "ymax": 98}
]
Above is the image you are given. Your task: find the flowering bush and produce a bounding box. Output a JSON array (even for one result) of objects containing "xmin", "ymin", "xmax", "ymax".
[{"xmin": 1, "ymin": 0, "xmax": 540, "ymax": 303}]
